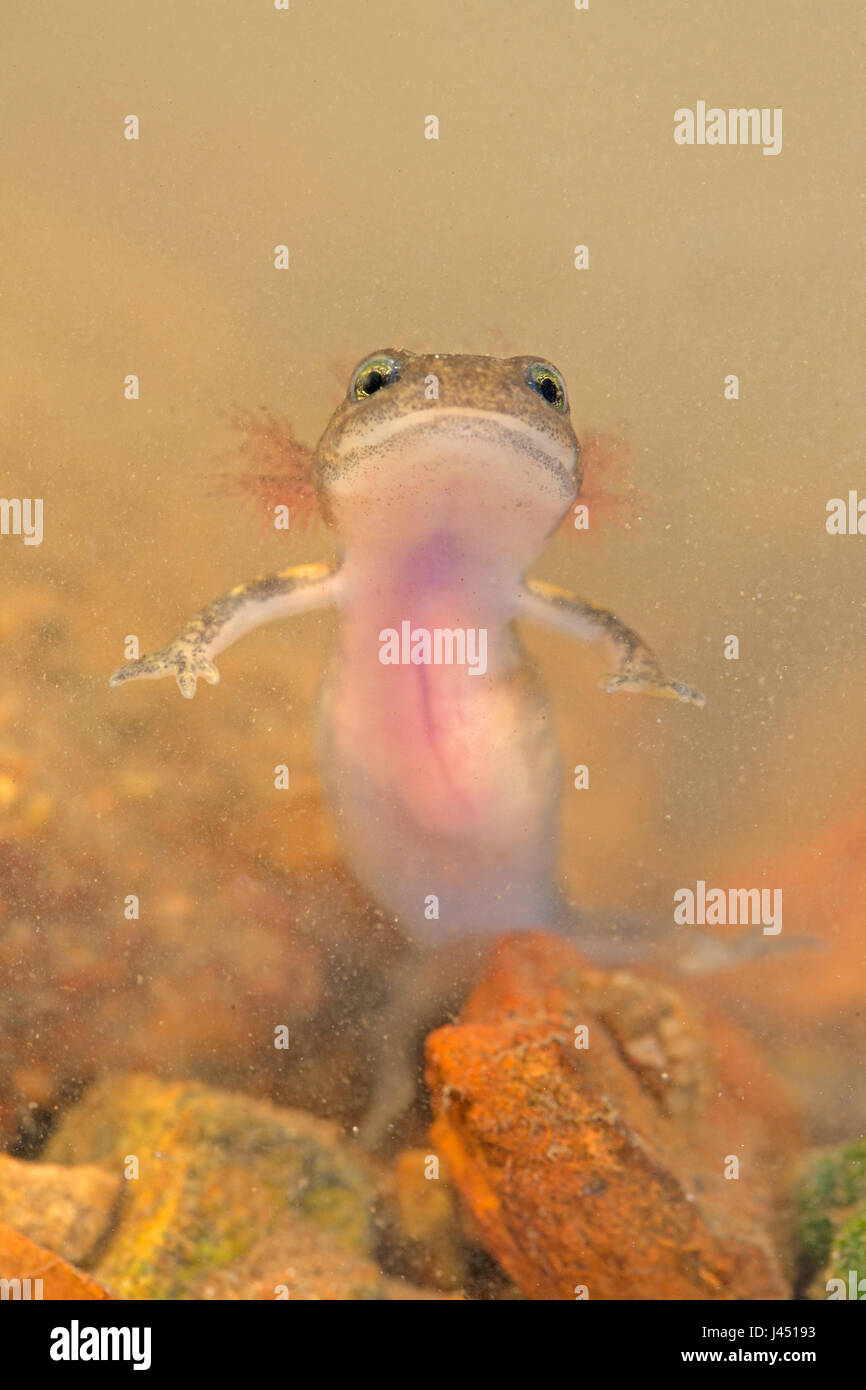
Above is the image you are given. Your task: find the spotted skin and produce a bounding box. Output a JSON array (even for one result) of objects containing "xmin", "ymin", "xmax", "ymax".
[
  {"xmin": 109, "ymin": 563, "xmax": 338, "ymax": 699},
  {"xmin": 520, "ymin": 579, "xmax": 706, "ymax": 707}
]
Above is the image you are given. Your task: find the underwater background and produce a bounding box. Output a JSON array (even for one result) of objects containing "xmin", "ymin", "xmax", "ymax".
[{"xmin": 0, "ymin": 0, "xmax": 863, "ymax": 1300}]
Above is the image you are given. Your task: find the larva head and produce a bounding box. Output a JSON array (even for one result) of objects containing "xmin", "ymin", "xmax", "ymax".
[{"xmin": 312, "ymin": 349, "xmax": 582, "ymax": 564}]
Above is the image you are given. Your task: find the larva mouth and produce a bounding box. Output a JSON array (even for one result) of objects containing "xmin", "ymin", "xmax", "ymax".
[
  {"xmin": 317, "ymin": 413, "xmax": 579, "ymax": 568},
  {"xmin": 322, "ymin": 408, "xmax": 579, "ymax": 497}
]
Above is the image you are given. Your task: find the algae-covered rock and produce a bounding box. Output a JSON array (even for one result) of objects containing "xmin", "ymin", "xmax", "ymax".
[
  {"xmin": 188, "ymin": 1208, "xmax": 458, "ymax": 1300},
  {"xmin": 794, "ymin": 1139, "xmax": 866, "ymax": 1299},
  {"xmin": 43, "ymin": 1073, "xmax": 385, "ymax": 1299},
  {"xmin": 0, "ymin": 1154, "xmax": 120, "ymax": 1266}
]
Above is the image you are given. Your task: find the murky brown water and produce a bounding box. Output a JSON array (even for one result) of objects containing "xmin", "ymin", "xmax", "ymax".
[{"xmin": 1, "ymin": 0, "xmax": 864, "ymax": 1296}]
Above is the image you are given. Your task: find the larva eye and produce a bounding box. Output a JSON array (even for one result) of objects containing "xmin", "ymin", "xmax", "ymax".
[
  {"xmin": 526, "ymin": 362, "xmax": 568, "ymax": 412},
  {"xmin": 350, "ymin": 355, "xmax": 401, "ymax": 401}
]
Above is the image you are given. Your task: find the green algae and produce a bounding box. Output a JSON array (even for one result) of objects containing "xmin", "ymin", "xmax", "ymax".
[
  {"xmin": 793, "ymin": 1139, "xmax": 866, "ymax": 1298},
  {"xmin": 44, "ymin": 1073, "xmax": 378, "ymax": 1299}
]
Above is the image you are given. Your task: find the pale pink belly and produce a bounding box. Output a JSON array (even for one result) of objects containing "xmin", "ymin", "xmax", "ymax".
[{"xmin": 316, "ymin": 633, "xmax": 561, "ymax": 937}]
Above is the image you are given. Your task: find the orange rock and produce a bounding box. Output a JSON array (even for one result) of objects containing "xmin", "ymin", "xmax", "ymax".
[
  {"xmin": 0, "ymin": 1223, "xmax": 112, "ymax": 1300},
  {"xmin": 426, "ymin": 932, "xmax": 796, "ymax": 1302}
]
